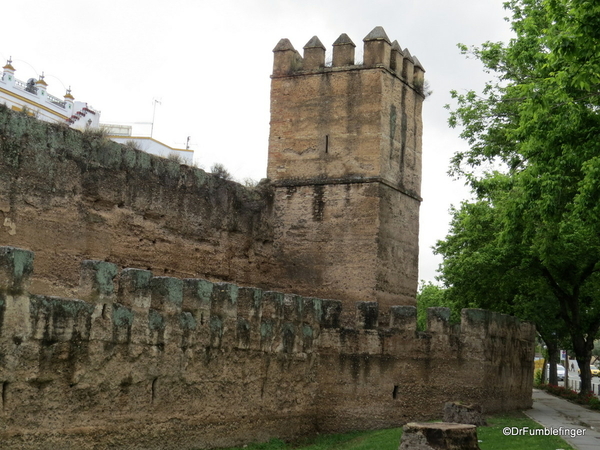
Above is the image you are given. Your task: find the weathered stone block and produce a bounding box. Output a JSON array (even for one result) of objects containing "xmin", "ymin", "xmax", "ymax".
[
  {"xmin": 356, "ymin": 301, "xmax": 379, "ymax": 329},
  {"xmin": 79, "ymin": 260, "xmax": 118, "ymax": 302},
  {"xmin": 0, "ymin": 246, "xmax": 34, "ymax": 294},
  {"xmin": 210, "ymin": 282, "xmax": 238, "ymax": 316},
  {"xmin": 389, "ymin": 305, "xmax": 417, "ymax": 332},
  {"xmin": 119, "ymin": 268, "xmax": 152, "ymax": 309},
  {"xmin": 427, "ymin": 307, "xmax": 451, "ymax": 333},
  {"xmin": 443, "ymin": 401, "xmax": 487, "ymax": 426},
  {"xmin": 320, "ymin": 300, "xmax": 342, "ymax": 328},
  {"xmin": 150, "ymin": 277, "xmax": 183, "ymax": 312}
]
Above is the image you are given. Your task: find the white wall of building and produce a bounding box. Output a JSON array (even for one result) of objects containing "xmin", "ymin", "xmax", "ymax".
[
  {"xmin": 1, "ymin": 60, "xmax": 194, "ymax": 164},
  {"xmin": 109, "ymin": 136, "xmax": 194, "ymax": 164}
]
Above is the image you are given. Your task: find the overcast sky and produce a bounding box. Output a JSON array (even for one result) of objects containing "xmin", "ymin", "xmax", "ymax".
[{"xmin": 3, "ymin": 0, "xmax": 514, "ymax": 285}]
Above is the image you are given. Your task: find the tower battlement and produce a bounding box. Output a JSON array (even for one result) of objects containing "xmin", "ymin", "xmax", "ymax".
[
  {"xmin": 272, "ymin": 26, "xmax": 425, "ymax": 91},
  {"xmin": 267, "ymin": 27, "xmax": 425, "ymax": 310}
]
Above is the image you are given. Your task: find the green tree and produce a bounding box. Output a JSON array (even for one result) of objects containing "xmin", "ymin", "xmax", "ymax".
[
  {"xmin": 416, "ymin": 282, "xmax": 451, "ymax": 330},
  {"xmin": 441, "ymin": 0, "xmax": 600, "ymax": 394},
  {"xmin": 437, "ymin": 197, "xmax": 570, "ymax": 385}
]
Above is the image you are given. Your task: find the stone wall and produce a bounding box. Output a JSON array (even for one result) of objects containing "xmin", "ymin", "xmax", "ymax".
[
  {"xmin": 0, "ymin": 247, "xmax": 535, "ymax": 449},
  {"xmin": 0, "ymin": 29, "xmax": 425, "ymax": 312},
  {"xmin": 0, "ymin": 103, "xmax": 418, "ymax": 312},
  {"xmin": 0, "ymin": 28, "xmax": 537, "ymax": 448},
  {"xmin": 0, "ymin": 104, "xmax": 277, "ymax": 298}
]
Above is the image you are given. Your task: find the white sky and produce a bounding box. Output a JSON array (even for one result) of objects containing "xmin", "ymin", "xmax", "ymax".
[{"xmin": 2, "ymin": 0, "xmax": 513, "ymax": 285}]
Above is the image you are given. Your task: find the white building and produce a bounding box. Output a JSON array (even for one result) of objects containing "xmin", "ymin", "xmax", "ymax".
[
  {"xmin": 0, "ymin": 59, "xmax": 193, "ymax": 164},
  {"xmin": 101, "ymin": 123, "xmax": 194, "ymax": 164},
  {"xmin": 0, "ymin": 59, "xmax": 100, "ymax": 130}
]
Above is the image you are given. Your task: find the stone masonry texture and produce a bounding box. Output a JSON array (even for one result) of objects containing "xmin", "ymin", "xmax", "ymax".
[
  {"xmin": 0, "ymin": 27, "xmax": 535, "ymax": 449},
  {"xmin": 0, "ymin": 247, "xmax": 535, "ymax": 449}
]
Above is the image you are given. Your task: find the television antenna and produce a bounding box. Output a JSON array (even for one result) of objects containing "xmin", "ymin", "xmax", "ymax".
[
  {"xmin": 150, "ymin": 98, "xmax": 162, "ymax": 138},
  {"xmin": 176, "ymin": 136, "xmax": 197, "ymax": 150}
]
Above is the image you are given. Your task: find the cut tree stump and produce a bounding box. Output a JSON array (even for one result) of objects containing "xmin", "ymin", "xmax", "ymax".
[{"xmin": 399, "ymin": 422, "xmax": 481, "ymax": 450}]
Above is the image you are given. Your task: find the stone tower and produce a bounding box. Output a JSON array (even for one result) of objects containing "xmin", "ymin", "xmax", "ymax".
[{"xmin": 268, "ymin": 27, "xmax": 425, "ymax": 314}]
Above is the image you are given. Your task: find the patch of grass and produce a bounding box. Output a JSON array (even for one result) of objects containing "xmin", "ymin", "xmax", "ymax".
[
  {"xmin": 225, "ymin": 429, "xmax": 401, "ymax": 450},
  {"xmin": 221, "ymin": 412, "xmax": 575, "ymax": 450},
  {"xmin": 478, "ymin": 412, "xmax": 576, "ymax": 450}
]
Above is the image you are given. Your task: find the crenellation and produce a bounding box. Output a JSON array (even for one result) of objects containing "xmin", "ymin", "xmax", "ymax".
[
  {"xmin": 79, "ymin": 260, "xmax": 118, "ymax": 303},
  {"xmin": 118, "ymin": 268, "xmax": 152, "ymax": 309},
  {"xmin": 460, "ymin": 308, "xmax": 493, "ymax": 339},
  {"xmin": 362, "ymin": 26, "xmax": 392, "ymax": 67},
  {"xmin": 37, "ymin": 295, "xmax": 95, "ymax": 342},
  {"xmin": 272, "ymin": 28, "xmax": 424, "ymax": 93},
  {"xmin": 182, "ymin": 278, "xmax": 213, "ymax": 328},
  {"xmin": 268, "ymin": 28, "xmax": 426, "ymax": 312},
  {"xmin": 272, "ymin": 38, "xmax": 303, "ymax": 76},
  {"xmin": 320, "ymin": 299, "xmax": 342, "ymax": 328},
  {"xmin": 150, "ymin": 276, "xmax": 183, "ymax": 313},
  {"xmin": 413, "ymin": 55, "xmax": 425, "ymax": 87},
  {"xmin": 300, "ymin": 297, "xmax": 323, "ymax": 326},
  {"xmin": 0, "ymin": 26, "xmax": 533, "ymax": 443},
  {"xmin": 390, "ymin": 40, "xmax": 404, "ymax": 74},
  {"xmin": 0, "ymin": 249, "xmax": 533, "ymax": 352},
  {"xmin": 401, "ymin": 48, "xmax": 415, "ymax": 84},
  {"xmin": 0, "ymin": 247, "xmax": 34, "ymax": 295},
  {"xmin": 426, "ymin": 307, "xmax": 451, "ymax": 334},
  {"xmin": 332, "ymin": 33, "xmax": 356, "ymax": 67},
  {"xmin": 356, "ymin": 301, "xmax": 379, "ymax": 329},
  {"xmin": 389, "ymin": 305, "xmax": 417, "ymax": 332},
  {"xmin": 0, "ymin": 246, "xmax": 535, "ymax": 448},
  {"xmin": 303, "ymin": 36, "xmax": 326, "ymax": 70}
]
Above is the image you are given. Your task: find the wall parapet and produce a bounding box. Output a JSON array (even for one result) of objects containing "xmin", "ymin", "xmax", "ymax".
[
  {"xmin": 0, "ymin": 246, "xmax": 535, "ymax": 450},
  {"xmin": 0, "ymin": 246, "xmax": 534, "ymax": 353},
  {"xmin": 0, "ymin": 103, "xmax": 276, "ymax": 299},
  {"xmin": 272, "ymin": 26, "xmax": 425, "ymax": 94}
]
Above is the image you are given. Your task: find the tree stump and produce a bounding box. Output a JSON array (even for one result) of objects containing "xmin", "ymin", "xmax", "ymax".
[
  {"xmin": 399, "ymin": 422, "xmax": 481, "ymax": 450},
  {"xmin": 443, "ymin": 401, "xmax": 487, "ymax": 426}
]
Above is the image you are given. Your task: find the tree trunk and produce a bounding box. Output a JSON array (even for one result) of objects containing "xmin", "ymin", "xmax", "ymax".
[
  {"xmin": 565, "ymin": 353, "xmax": 569, "ymax": 389},
  {"xmin": 573, "ymin": 335, "xmax": 594, "ymax": 395},
  {"xmin": 541, "ymin": 358, "xmax": 547, "ymax": 384},
  {"xmin": 547, "ymin": 342, "xmax": 559, "ymax": 386}
]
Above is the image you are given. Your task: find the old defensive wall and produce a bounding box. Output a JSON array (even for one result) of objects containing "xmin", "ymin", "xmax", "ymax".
[
  {"xmin": 0, "ymin": 27, "xmax": 535, "ymax": 449},
  {"xmin": 0, "ymin": 246, "xmax": 534, "ymax": 449}
]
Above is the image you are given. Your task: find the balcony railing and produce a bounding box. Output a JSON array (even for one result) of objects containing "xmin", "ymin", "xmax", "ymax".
[{"xmin": 47, "ymin": 93, "xmax": 66, "ymax": 109}]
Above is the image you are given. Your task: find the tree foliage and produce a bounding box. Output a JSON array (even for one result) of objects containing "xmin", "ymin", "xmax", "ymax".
[
  {"xmin": 439, "ymin": 0, "xmax": 600, "ymax": 393},
  {"xmin": 416, "ymin": 282, "xmax": 453, "ymax": 330}
]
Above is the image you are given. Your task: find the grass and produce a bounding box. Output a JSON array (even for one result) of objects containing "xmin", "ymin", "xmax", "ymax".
[
  {"xmin": 221, "ymin": 412, "xmax": 575, "ymax": 450},
  {"xmin": 478, "ymin": 413, "xmax": 576, "ymax": 450}
]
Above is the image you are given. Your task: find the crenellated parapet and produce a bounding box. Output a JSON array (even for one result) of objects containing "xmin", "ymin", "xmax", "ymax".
[
  {"xmin": 0, "ymin": 246, "xmax": 534, "ymax": 357},
  {"xmin": 272, "ymin": 26, "xmax": 425, "ymax": 91},
  {"xmin": 0, "ymin": 246, "xmax": 535, "ymax": 449}
]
